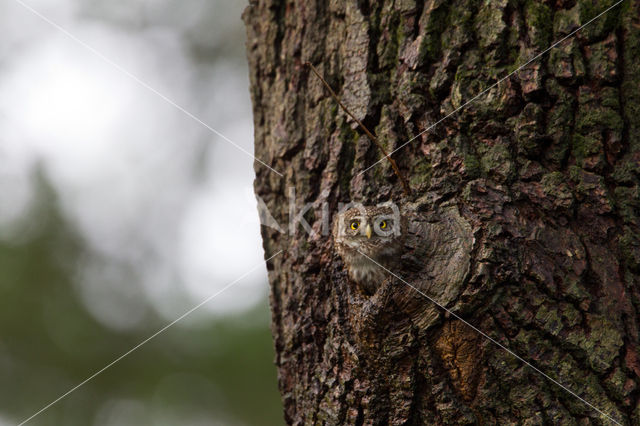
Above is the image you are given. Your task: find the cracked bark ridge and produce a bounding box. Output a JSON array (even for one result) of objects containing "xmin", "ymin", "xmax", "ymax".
[{"xmin": 244, "ymin": 0, "xmax": 640, "ymax": 424}]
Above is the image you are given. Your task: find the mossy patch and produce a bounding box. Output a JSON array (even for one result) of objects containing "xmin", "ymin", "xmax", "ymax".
[
  {"xmin": 619, "ymin": 227, "xmax": 640, "ymax": 271},
  {"xmin": 534, "ymin": 302, "xmax": 581, "ymax": 337},
  {"xmin": 572, "ymin": 87, "xmax": 623, "ymax": 169},
  {"xmin": 553, "ymin": 4, "xmax": 580, "ymax": 37},
  {"xmin": 442, "ymin": 0, "xmax": 475, "ymax": 50},
  {"xmin": 548, "ymin": 40, "xmax": 585, "ymax": 81},
  {"xmin": 376, "ymin": 10, "xmax": 402, "ymax": 70},
  {"xmin": 541, "ymin": 171, "xmax": 574, "ymax": 207},
  {"xmin": 578, "ymin": 0, "xmax": 623, "ymax": 41},
  {"xmin": 614, "ymin": 186, "xmax": 640, "ymax": 225},
  {"xmin": 409, "ymin": 159, "xmax": 432, "ymax": 188},
  {"xmin": 463, "ymin": 153, "xmax": 481, "ymax": 179},
  {"xmin": 604, "ymin": 367, "xmax": 635, "ymax": 400},
  {"xmin": 474, "ymin": 0, "xmax": 508, "ymax": 50},
  {"xmin": 622, "ymin": 4, "xmax": 640, "ymax": 151},
  {"xmin": 565, "ymin": 314, "xmax": 624, "ymax": 374},
  {"xmin": 574, "ymin": 107, "xmax": 623, "ymax": 135},
  {"xmin": 396, "ymin": 71, "xmax": 428, "ymax": 119},
  {"xmin": 452, "ymin": 49, "xmax": 483, "ymax": 96},
  {"xmin": 544, "ymin": 80, "xmax": 575, "ymax": 165},
  {"xmin": 541, "ymin": 171, "xmax": 566, "ymax": 189},
  {"xmin": 525, "ymin": 0, "xmax": 552, "ymax": 50},
  {"xmin": 587, "ymin": 35, "xmax": 618, "ymax": 83},
  {"xmin": 611, "ymin": 156, "xmax": 640, "ymax": 184},
  {"xmin": 479, "ymin": 143, "xmax": 514, "ymax": 182},
  {"xmin": 515, "ymin": 103, "xmax": 544, "ymax": 157},
  {"xmin": 417, "ymin": 0, "xmax": 451, "ymax": 63},
  {"xmin": 572, "ymin": 133, "xmax": 602, "ymax": 163}
]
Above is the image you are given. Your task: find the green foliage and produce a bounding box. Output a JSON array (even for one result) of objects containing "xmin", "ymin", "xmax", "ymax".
[{"xmin": 0, "ymin": 173, "xmax": 282, "ymax": 426}]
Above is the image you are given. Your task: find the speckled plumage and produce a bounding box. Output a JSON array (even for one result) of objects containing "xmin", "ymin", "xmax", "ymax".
[{"xmin": 333, "ymin": 205, "xmax": 405, "ymax": 294}]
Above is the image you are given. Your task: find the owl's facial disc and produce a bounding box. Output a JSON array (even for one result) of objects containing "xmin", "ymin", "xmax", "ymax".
[
  {"xmin": 342, "ymin": 214, "xmax": 398, "ymax": 242},
  {"xmin": 345, "ymin": 217, "xmax": 375, "ymax": 239}
]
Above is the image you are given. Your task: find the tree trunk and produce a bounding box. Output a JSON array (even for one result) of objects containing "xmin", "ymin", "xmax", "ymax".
[{"xmin": 243, "ymin": 0, "xmax": 640, "ymax": 424}]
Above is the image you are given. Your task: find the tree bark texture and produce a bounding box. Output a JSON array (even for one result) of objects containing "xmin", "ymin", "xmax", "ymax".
[{"xmin": 244, "ymin": 0, "xmax": 640, "ymax": 424}]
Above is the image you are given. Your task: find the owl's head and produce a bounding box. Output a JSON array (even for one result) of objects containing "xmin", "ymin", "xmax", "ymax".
[
  {"xmin": 333, "ymin": 205, "xmax": 404, "ymax": 256},
  {"xmin": 332, "ymin": 205, "xmax": 405, "ymax": 292}
]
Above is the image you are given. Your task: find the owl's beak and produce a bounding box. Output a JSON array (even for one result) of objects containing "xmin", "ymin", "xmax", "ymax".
[{"xmin": 365, "ymin": 224, "xmax": 372, "ymax": 239}]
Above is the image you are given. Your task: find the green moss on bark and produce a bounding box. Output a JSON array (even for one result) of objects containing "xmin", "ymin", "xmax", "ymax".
[{"xmin": 525, "ymin": 0, "xmax": 552, "ymax": 50}]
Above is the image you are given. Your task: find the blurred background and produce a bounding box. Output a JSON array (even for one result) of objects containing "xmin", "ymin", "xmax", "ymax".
[{"xmin": 0, "ymin": 0, "xmax": 283, "ymax": 425}]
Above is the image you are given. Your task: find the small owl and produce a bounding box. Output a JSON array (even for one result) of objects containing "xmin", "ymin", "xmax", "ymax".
[{"xmin": 333, "ymin": 205, "xmax": 406, "ymax": 294}]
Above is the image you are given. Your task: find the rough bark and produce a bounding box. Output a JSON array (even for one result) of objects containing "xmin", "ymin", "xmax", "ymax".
[{"xmin": 244, "ymin": 0, "xmax": 640, "ymax": 424}]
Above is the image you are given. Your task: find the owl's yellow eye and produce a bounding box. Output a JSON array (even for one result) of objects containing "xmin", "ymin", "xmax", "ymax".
[
  {"xmin": 380, "ymin": 220, "xmax": 387, "ymax": 229},
  {"xmin": 350, "ymin": 220, "xmax": 360, "ymax": 230}
]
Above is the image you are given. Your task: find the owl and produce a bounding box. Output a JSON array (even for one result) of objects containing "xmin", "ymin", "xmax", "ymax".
[{"xmin": 333, "ymin": 205, "xmax": 406, "ymax": 294}]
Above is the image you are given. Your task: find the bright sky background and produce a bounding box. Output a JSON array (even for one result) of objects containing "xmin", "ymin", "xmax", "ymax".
[{"xmin": 0, "ymin": 0, "xmax": 268, "ymax": 330}]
